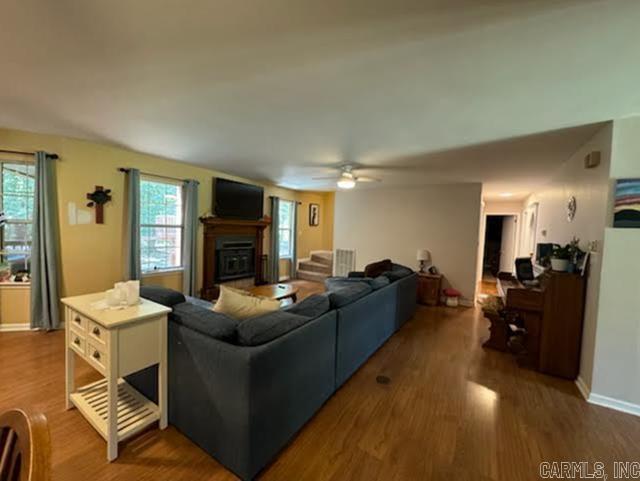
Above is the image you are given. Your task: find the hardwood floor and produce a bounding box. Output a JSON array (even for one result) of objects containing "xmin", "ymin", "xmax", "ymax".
[
  {"xmin": 479, "ymin": 279, "xmax": 498, "ymax": 297},
  {"xmin": 1, "ymin": 301, "xmax": 639, "ymax": 480}
]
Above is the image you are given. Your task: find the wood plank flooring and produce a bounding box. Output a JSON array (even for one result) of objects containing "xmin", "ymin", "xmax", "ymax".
[{"xmin": 1, "ymin": 295, "xmax": 639, "ymax": 480}]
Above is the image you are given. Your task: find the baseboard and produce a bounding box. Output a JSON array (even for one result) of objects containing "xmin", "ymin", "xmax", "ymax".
[
  {"xmin": 0, "ymin": 323, "xmax": 32, "ymax": 332},
  {"xmin": 575, "ymin": 376, "xmax": 590, "ymax": 401},
  {"xmin": 588, "ymin": 392, "xmax": 640, "ymax": 418},
  {"xmin": 0, "ymin": 321, "xmax": 65, "ymax": 333},
  {"xmin": 460, "ymin": 298, "xmax": 474, "ymax": 307},
  {"xmin": 575, "ymin": 375, "xmax": 640, "ymax": 418}
]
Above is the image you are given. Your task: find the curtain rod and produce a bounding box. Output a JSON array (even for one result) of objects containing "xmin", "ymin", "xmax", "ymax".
[
  {"xmin": 268, "ymin": 195, "xmax": 302, "ymax": 205},
  {"xmin": 0, "ymin": 148, "xmax": 58, "ymax": 159},
  {"xmin": 117, "ymin": 167, "xmax": 198, "ymax": 184}
]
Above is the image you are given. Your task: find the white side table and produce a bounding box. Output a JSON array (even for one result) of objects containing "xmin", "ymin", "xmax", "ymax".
[{"xmin": 61, "ymin": 293, "xmax": 171, "ymax": 461}]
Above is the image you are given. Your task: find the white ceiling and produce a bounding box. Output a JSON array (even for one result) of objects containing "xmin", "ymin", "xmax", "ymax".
[{"xmin": 1, "ymin": 0, "xmax": 639, "ymax": 199}]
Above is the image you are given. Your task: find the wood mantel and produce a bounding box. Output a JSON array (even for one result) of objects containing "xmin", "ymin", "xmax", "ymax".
[
  {"xmin": 199, "ymin": 216, "xmax": 271, "ymax": 300},
  {"xmin": 199, "ymin": 217, "xmax": 271, "ymax": 229}
]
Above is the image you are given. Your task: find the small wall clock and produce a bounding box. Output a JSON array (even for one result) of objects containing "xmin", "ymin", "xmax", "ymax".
[{"xmin": 567, "ymin": 196, "xmax": 577, "ymax": 222}]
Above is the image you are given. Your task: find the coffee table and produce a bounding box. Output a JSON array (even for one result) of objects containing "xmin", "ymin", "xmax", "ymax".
[{"xmin": 249, "ymin": 284, "xmax": 299, "ymax": 303}]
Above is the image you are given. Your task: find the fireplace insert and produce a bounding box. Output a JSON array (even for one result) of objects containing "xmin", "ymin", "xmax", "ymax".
[{"xmin": 215, "ymin": 236, "xmax": 256, "ymax": 282}]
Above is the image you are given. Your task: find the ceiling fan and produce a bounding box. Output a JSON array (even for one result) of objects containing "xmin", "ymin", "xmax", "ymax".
[{"xmin": 312, "ymin": 164, "xmax": 380, "ymax": 189}]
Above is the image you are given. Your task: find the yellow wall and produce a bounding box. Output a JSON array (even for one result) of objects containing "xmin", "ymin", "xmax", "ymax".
[
  {"xmin": 296, "ymin": 191, "xmax": 335, "ymax": 259},
  {"xmin": 0, "ymin": 127, "xmax": 333, "ymax": 298},
  {"xmin": 0, "ymin": 285, "xmax": 31, "ymax": 325}
]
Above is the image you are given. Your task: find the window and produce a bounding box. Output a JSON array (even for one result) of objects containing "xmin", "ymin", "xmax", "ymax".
[
  {"xmin": 0, "ymin": 161, "xmax": 35, "ymax": 271},
  {"xmin": 278, "ymin": 200, "xmax": 294, "ymax": 258},
  {"xmin": 140, "ymin": 177, "xmax": 183, "ymax": 273}
]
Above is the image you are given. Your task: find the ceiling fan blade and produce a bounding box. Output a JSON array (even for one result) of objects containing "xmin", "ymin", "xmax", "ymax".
[
  {"xmin": 311, "ymin": 176, "xmax": 341, "ymax": 181},
  {"xmin": 355, "ymin": 176, "xmax": 381, "ymax": 182}
]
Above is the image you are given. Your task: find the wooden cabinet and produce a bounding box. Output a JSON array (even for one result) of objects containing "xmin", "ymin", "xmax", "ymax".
[{"xmin": 417, "ymin": 273, "xmax": 442, "ymax": 306}]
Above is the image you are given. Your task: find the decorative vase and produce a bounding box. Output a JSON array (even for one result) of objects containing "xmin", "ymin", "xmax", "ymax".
[{"xmin": 550, "ymin": 258, "xmax": 570, "ymax": 272}]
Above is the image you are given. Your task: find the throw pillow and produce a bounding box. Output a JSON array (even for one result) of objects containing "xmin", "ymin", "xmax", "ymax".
[
  {"xmin": 213, "ymin": 285, "xmax": 281, "ymax": 320},
  {"xmin": 381, "ymin": 263, "xmax": 414, "ymax": 282},
  {"xmin": 364, "ymin": 259, "xmax": 392, "ymax": 278}
]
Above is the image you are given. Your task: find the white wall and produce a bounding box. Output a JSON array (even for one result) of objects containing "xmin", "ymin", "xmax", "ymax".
[
  {"xmin": 484, "ymin": 201, "xmax": 525, "ymax": 215},
  {"xmin": 334, "ymin": 184, "xmax": 482, "ymax": 302},
  {"xmin": 523, "ymin": 122, "xmax": 613, "ymax": 391},
  {"xmin": 591, "ymin": 229, "xmax": 640, "ymax": 408},
  {"xmin": 590, "ymin": 117, "xmax": 640, "ymax": 410}
]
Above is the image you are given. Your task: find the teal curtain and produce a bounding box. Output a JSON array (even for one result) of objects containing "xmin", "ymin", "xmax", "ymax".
[
  {"xmin": 182, "ymin": 179, "xmax": 199, "ymax": 296},
  {"xmin": 125, "ymin": 169, "xmax": 141, "ymax": 280},
  {"xmin": 290, "ymin": 202, "xmax": 298, "ymax": 279},
  {"xmin": 268, "ymin": 196, "xmax": 280, "ymax": 283},
  {"xmin": 30, "ymin": 151, "xmax": 61, "ymax": 330}
]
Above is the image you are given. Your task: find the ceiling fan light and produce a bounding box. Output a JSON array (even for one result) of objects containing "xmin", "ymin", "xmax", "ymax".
[{"xmin": 337, "ymin": 178, "xmax": 356, "ymax": 189}]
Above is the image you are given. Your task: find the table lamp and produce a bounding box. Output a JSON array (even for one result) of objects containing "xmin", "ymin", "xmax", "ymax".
[{"xmin": 417, "ymin": 249, "xmax": 431, "ymax": 273}]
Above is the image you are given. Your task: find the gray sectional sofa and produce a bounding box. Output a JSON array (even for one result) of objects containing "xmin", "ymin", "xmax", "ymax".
[{"xmin": 126, "ymin": 264, "xmax": 417, "ymax": 480}]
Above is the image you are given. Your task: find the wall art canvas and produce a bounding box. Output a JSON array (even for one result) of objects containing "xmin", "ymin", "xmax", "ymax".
[
  {"xmin": 309, "ymin": 203, "xmax": 320, "ymax": 226},
  {"xmin": 614, "ymin": 178, "xmax": 640, "ymax": 228}
]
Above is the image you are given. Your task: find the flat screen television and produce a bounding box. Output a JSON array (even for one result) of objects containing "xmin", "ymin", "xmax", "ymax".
[{"xmin": 213, "ymin": 178, "xmax": 264, "ymax": 220}]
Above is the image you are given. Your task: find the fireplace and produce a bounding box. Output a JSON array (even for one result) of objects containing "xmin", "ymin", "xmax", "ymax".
[
  {"xmin": 200, "ymin": 216, "xmax": 271, "ymax": 300},
  {"xmin": 215, "ymin": 236, "xmax": 256, "ymax": 282}
]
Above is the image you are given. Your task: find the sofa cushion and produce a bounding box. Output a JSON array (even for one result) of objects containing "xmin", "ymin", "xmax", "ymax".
[
  {"xmin": 327, "ymin": 282, "xmax": 373, "ymax": 308},
  {"xmin": 370, "ymin": 276, "xmax": 391, "ymax": 290},
  {"xmin": 364, "ymin": 259, "xmax": 393, "ymax": 278},
  {"xmin": 284, "ymin": 293, "xmax": 330, "ymax": 318},
  {"xmin": 325, "ymin": 277, "xmax": 353, "ymax": 292},
  {"xmin": 237, "ymin": 311, "xmax": 311, "ymax": 346},
  {"xmin": 213, "ymin": 285, "xmax": 281, "ymax": 320},
  {"xmin": 381, "ymin": 263, "xmax": 414, "ymax": 282},
  {"xmin": 171, "ymin": 302, "xmax": 238, "ymax": 342},
  {"xmin": 186, "ymin": 296, "xmax": 214, "ymax": 310},
  {"xmin": 140, "ymin": 286, "xmax": 186, "ymax": 307},
  {"xmin": 325, "ymin": 276, "xmax": 389, "ymax": 291}
]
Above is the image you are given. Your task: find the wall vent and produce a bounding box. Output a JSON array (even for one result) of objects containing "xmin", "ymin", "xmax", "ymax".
[{"xmin": 334, "ymin": 249, "xmax": 356, "ymax": 277}]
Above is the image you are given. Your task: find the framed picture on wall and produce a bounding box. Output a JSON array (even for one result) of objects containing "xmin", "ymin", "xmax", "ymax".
[
  {"xmin": 309, "ymin": 203, "xmax": 320, "ymax": 226},
  {"xmin": 613, "ymin": 179, "xmax": 640, "ymax": 228}
]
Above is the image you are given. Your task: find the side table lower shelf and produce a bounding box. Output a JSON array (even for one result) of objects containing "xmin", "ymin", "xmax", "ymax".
[{"xmin": 70, "ymin": 378, "xmax": 159, "ymax": 444}]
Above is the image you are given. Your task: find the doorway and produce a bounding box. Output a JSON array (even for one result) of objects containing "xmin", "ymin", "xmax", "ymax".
[{"xmin": 480, "ymin": 215, "xmax": 518, "ymax": 294}]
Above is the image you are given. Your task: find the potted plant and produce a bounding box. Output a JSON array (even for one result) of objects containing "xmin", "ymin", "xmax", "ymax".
[
  {"xmin": 551, "ymin": 238, "xmax": 584, "ymax": 272},
  {"xmin": 550, "ymin": 244, "xmax": 572, "ymax": 272}
]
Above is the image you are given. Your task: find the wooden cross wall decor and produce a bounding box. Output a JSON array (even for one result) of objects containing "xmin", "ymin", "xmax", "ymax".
[{"xmin": 86, "ymin": 185, "xmax": 112, "ymax": 224}]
